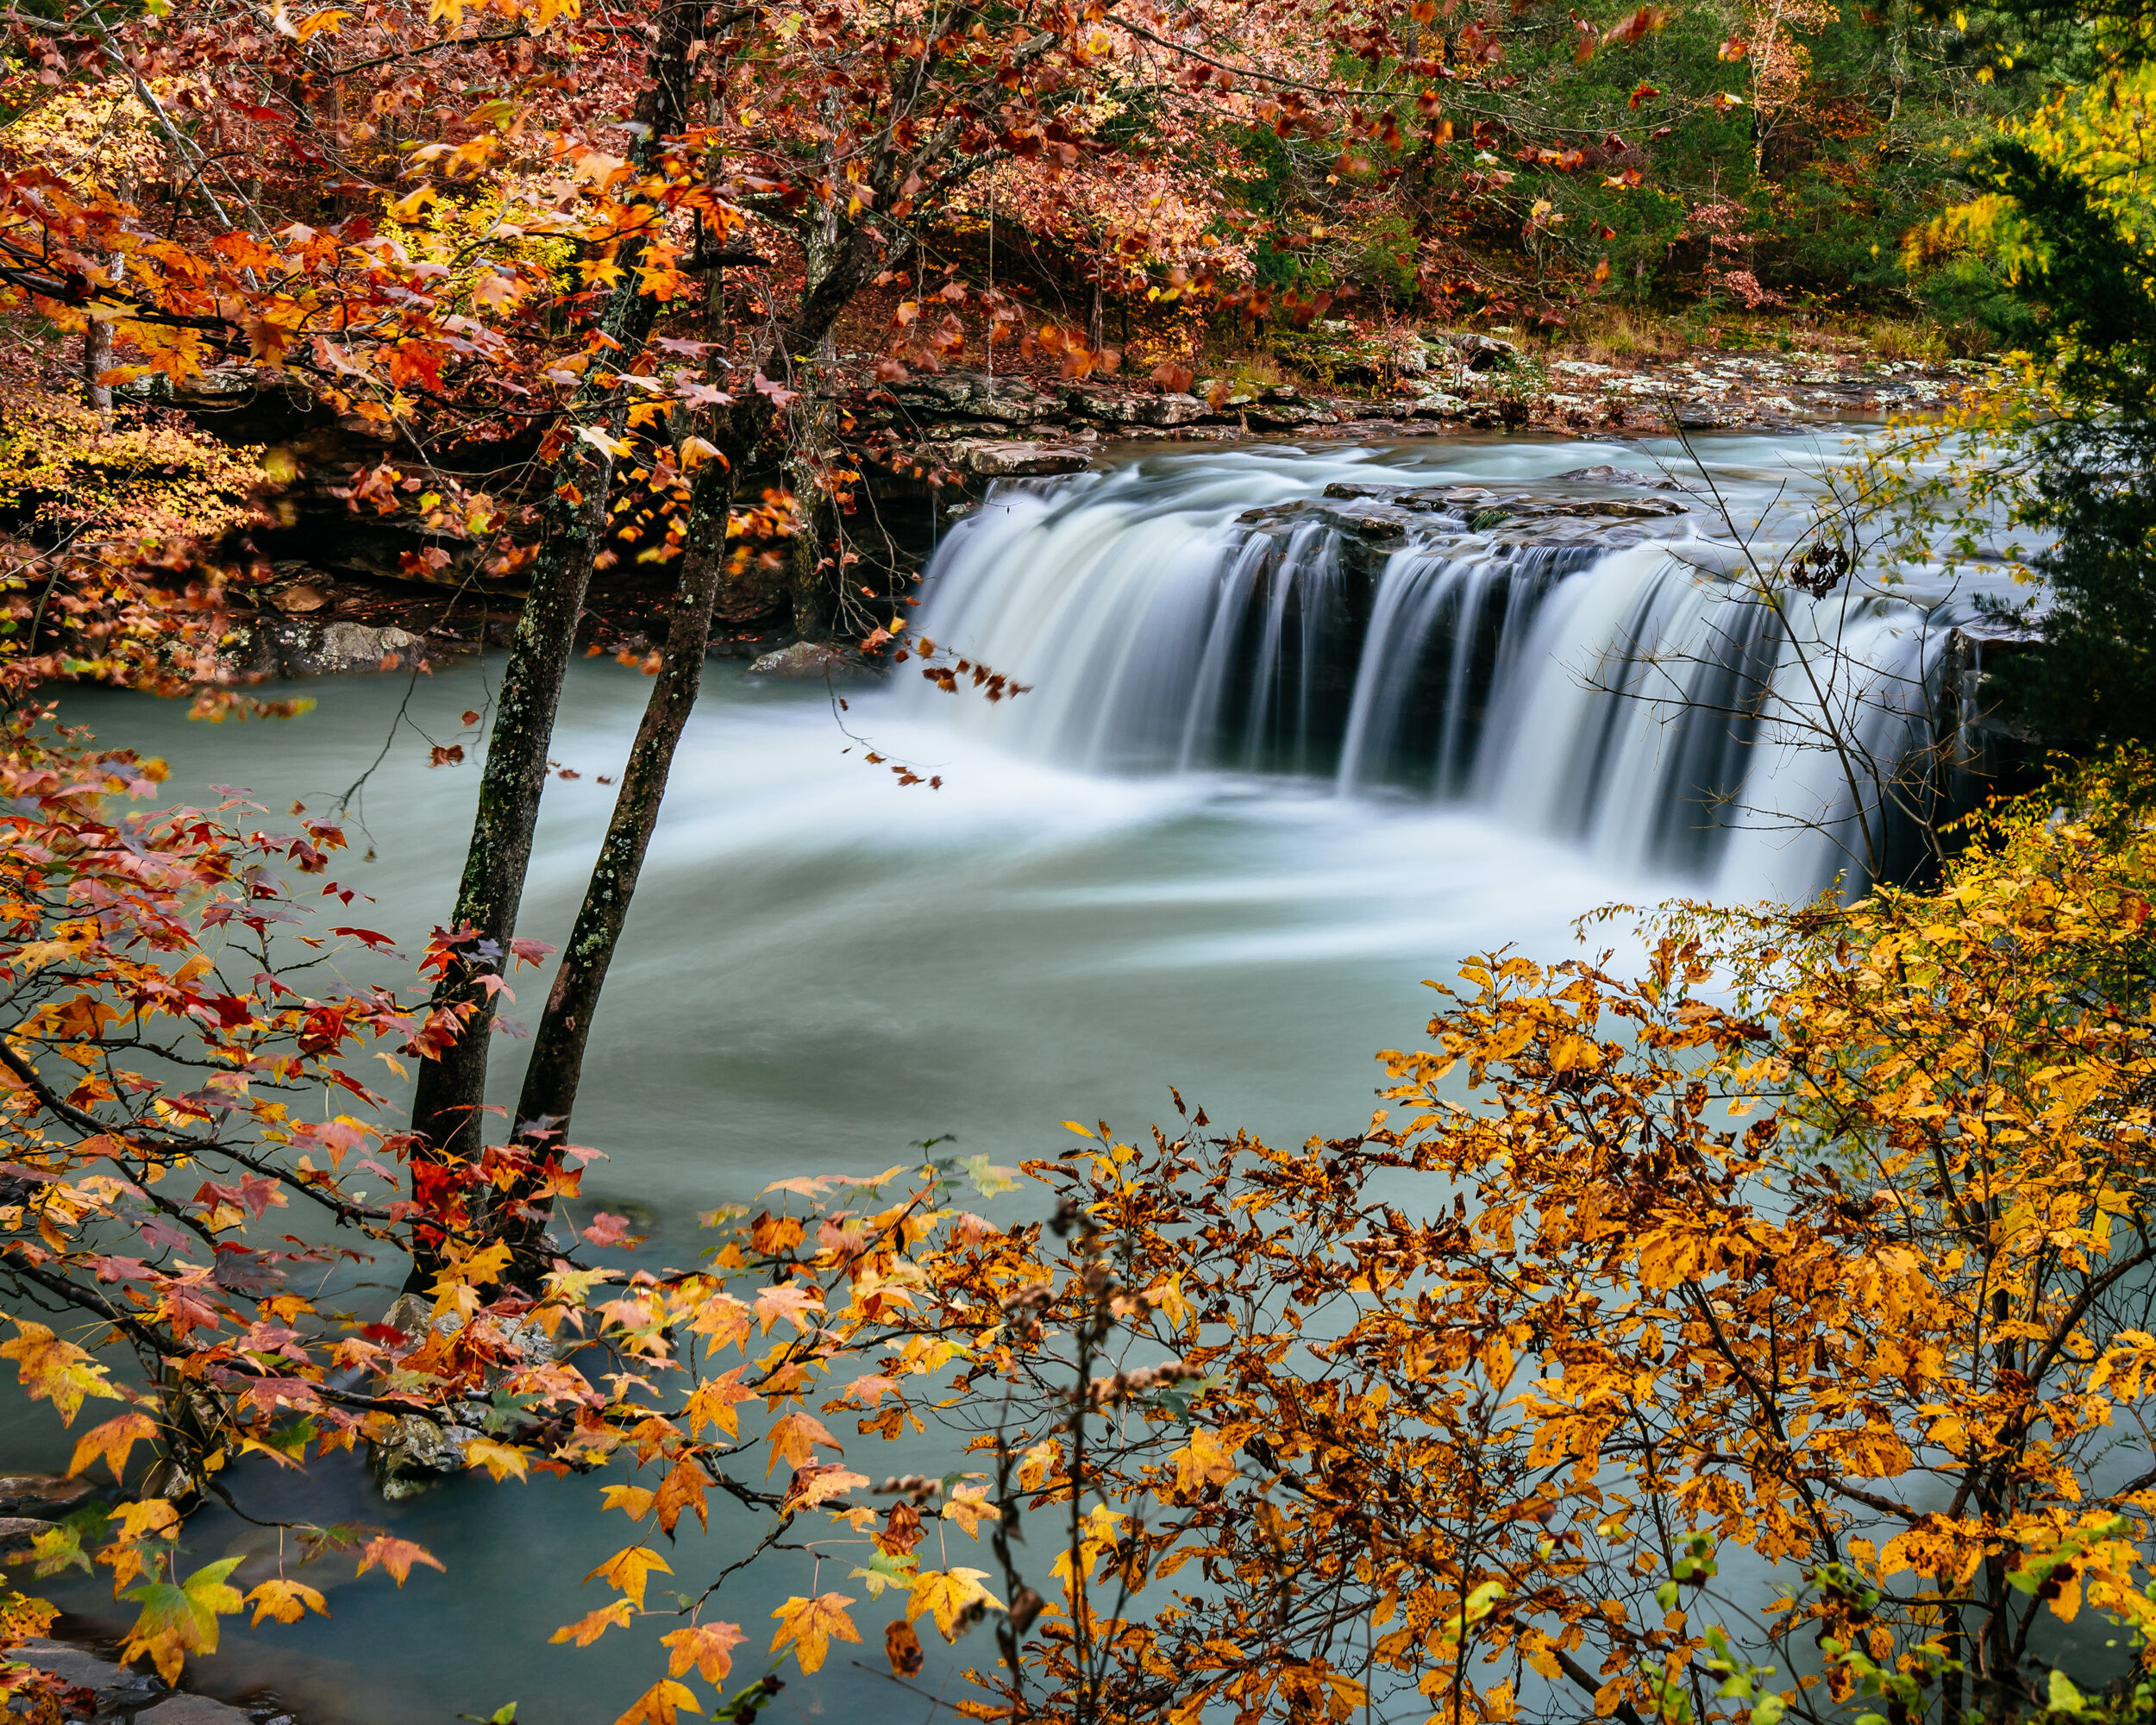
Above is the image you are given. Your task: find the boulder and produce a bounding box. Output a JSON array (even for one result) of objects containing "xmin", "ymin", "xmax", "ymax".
[
  {"xmin": 230, "ymin": 619, "xmax": 425, "ymax": 680},
  {"xmin": 1432, "ymin": 331, "xmax": 1520, "ymax": 372},
  {"xmin": 748, "ymin": 641, "xmax": 868, "ymax": 681},
  {"xmin": 370, "ymin": 1412, "xmax": 484, "ymax": 1499},
  {"xmin": 945, "ymin": 439, "xmax": 1090, "ymax": 477},
  {"xmin": 0, "ymin": 1517, "xmax": 50, "ymax": 1552},
  {"xmin": 1136, "ymin": 392, "xmax": 1207, "ymax": 429},
  {"xmin": 1407, "ymin": 393, "xmax": 1467, "ymax": 418},
  {"xmin": 0, "ymin": 1474, "xmax": 92, "ymax": 1518}
]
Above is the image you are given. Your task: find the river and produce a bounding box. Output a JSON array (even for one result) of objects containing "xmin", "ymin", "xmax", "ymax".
[{"xmin": 4, "ymin": 429, "xmax": 2015, "ymax": 1723}]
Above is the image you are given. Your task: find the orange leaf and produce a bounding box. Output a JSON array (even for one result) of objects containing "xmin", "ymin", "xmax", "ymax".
[
  {"xmin": 355, "ymin": 1536, "xmax": 445, "ymax": 1587},
  {"xmin": 886, "ymin": 1615, "xmax": 924, "ymax": 1677},
  {"xmin": 654, "ymin": 1456, "xmax": 711, "ymax": 1534},
  {"xmin": 552, "ymin": 1597, "xmax": 635, "ymax": 1646},
  {"xmin": 766, "ymin": 1409, "xmax": 841, "ymax": 1475},
  {"xmin": 663, "ymin": 1620, "xmax": 747, "ymax": 1683},
  {"xmin": 68, "ymin": 1411, "xmax": 158, "ymax": 1483}
]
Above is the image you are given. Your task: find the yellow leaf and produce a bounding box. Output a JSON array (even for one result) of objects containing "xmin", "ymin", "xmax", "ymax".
[
  {"xmin": 616, "ymin": 1679, "xmax": 702, "ymax": 1725},
  {"xmin": 588, "ymin": 1546, "xmax": 673, "ymax": 1610},
  {"xmin": 940, "ymin": 1483, "xmax": 1000, "ymax": 1539},
  {"xmin": 906, "ymin": 1567, "xmax": 1002, "ymax": 1640},
  {"xmin": 770, "ymin": 1591, "xmax": 861, "ymax": 1673},
  {"xmin": 464, "ymin": 1439, "xmax": 530, "ymax": 1483},
  {"xmin": 2, "ymin": 1320, "xmax": 122, "ymax": 1425},
  {"xmin": 244, "ymin": 1578, "xmax": 329, "ymax": 1628}
]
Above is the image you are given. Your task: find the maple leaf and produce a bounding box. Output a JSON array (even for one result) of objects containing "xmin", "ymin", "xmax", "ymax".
[
  {"xmin": 784, "ymin": 1462, "xmax": 869, "ymax": 1513},
  {"xmin": 588, "ymin": 1545, "xmax": 673, "ymax": 1609},
  {"xmin": 616, "ymin": 1680, "xmax": 702, "ymax": 1725},
  {"xmin": 356, "ymin": 1536, "xmax": 446, "ymax": 1587},
  {"xmin": 940, "ymin": 1483, "xmax": 1000, "ymax": 1539},
  {"xmin": 906, "ymin": 1567, "xmax": 1002, "ymax": 1640},
  {"xmin": 654, "ymin": 1455, "xmax": 711, "ymax": 1534},
  {"xmin": 1170, "ymin": 1430, "xmax": 1238, "ymax": 1496},
  {"xmin": 68, "ymin": 1410, "xmax": 158, "ymax": 1483},
  {"xmin": 663, "ymin": 1621, "xmax": 747, "ymax": 1682},
  {"xmin": 465, "ymin": 1439, "xmax": 530, "ymax": 1483},
  {"xmin": 753, "ymin": 1282, "xmax": 824, "ymax": 1335},
  {"xmin": 771, "ymin": 1592, "xmax": 861, "ymax": 1672},
  {"xmin": 551, "ymin": 1597, "xmax": 635, "ymax": 1646},
  {"xmin": 244, "ymin": 1578, "xmax": 329, "ymax": 1627},
  {"xmin": 685, "ymin": 1367, "xmax": 757, "ymax": 1439},
  {"xmin": 2, "ymin": 1320, "xmax": 122, "ymax": 1425},
  {"xmin": 766, "ymin": 1409, "xmax": 841, "ymax": 1474},
  {"xmin": 122, "ymin": 1557, "xmax": 245, "ymax": 1683},
  {"xmin": 600, "ymin": 1484, "xmax": 656, "ymax": 1520}
]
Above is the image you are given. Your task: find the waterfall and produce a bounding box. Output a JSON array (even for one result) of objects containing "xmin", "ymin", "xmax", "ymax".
[{"xmin": 907, "ymin": 448, "xmax": 1956, "ymax": 900}]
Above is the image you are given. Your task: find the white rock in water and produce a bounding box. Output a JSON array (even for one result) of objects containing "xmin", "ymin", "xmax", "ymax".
[{"xmin": 749, "ymin": 641, "xmax": 859, "ymax": 679}]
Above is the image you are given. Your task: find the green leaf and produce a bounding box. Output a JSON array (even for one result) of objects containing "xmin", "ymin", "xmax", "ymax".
[
  {"xmin": 2048, "ymin": 1671, "xmax": 2088, "ymax": 1715},
  {"xmin": 958, "ymin": 1155, "xmax": 1020, "ymax": 1198}
]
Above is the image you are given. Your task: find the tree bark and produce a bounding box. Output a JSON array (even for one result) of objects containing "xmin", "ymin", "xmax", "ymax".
[
  {"xmin": 499, "ymin": 461, "xmax": 734, "ymax": 1272},
  {"xmin": 84, "ymin": 317, "xmax": 113, "ymax": 427},
  {"xmin": 404, "ymin": 0, "xmax": 703, "ymax": 1233}
]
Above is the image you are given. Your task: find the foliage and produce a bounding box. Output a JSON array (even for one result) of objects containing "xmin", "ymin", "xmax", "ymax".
[{"xmin": 4, "ymin": 618, "xmax": 2153, "ymax": 1724}]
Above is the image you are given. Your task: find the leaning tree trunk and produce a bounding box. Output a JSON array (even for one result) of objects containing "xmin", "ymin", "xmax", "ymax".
[
  {"xmin": 403, "ymin": 0, "xmax": 702, "ymax": 1272},
  {"xmin": 498, "ymin": 459, "xmax": 736, "ymax": 1277}
]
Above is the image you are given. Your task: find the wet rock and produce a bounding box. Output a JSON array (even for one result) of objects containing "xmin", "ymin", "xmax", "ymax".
[
  {"xmin": 748, "ymin": 641, "xmax": 873, "ymax": 681},
  {"xmin": 0, "ymin": 1517, "xmax": 51, "ymax": 1552},
  {"xmin": 1407, "ymin": 393, "xmax": 1467, "ymax": 418},
  {"xmin": 1546, "ymin": 465, "xmax": 1660, "ymax": 486},
  {"xmin": 272, "ymin": 584, "xmax": 329, "ymax": 614},
  {"xmin": 138, "ymin": 1695, "xmax": 265, "ymax": 1724},
  {"xmin": 9, "ymin": 1637, "xmax": 166, "ymax": 1715},
  {"xmin": 0, "ymin": 1475, "xmax": 93, "ymax": 1518}
]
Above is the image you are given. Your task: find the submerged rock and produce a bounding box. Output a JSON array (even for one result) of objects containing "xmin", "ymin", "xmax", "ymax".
[{"xmin": 0, "ymin": 1473, "xmax": 93, "ymax": 1518}]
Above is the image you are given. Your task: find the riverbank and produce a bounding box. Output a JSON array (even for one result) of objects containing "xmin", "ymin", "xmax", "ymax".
[{"xmin": 203, "ymin": 336, "xmax": 1978, "ymax": 686}]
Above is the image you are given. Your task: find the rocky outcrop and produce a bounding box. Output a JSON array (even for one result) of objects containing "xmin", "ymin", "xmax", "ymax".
[
  {"xmin": 6, "ymin": 1637, "xmax": 296, "ymax": 1723},
  {"xmin": 223, "ymin": 619, "xmax": 427, "ymax": 681},
  {"xmin": 1238, "ymin": 480, "xmax": 1689, "ymax": 554}
]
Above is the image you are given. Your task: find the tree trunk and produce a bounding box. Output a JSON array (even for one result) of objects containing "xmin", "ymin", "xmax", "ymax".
[
  {"xmin": 403, "ymin": 0, "xmax": 703, "ymax": 1262},
  {"xmin": 83, "ymin": 317, "xmax": 113, "ymax": 427},
  {"xmin": 499, "ymin": 461, "xmax": 735, "ymax": 1274}
]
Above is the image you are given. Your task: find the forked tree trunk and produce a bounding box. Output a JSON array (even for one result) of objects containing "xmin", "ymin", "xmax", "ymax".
[
  {"xmin": 498, "ymin": 461, "xmax": 734, "ymax": 1273},
  {"xmin": 404, "ymin": 0, "xmax": 702, "ymax": 1270}
]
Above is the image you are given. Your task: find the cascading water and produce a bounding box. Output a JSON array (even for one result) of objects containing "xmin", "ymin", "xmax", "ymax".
[{"xmin": 911, "ymin": 438, "xmax": 1998, "ymax": 900}]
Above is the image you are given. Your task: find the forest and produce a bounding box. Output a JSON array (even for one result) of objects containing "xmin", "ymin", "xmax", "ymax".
[{"xmin": 0, "ymin": 0, "xmax": 2153, "ymax": 1717}]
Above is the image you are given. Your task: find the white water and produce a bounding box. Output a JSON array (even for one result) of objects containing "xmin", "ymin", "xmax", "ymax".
[
  {"xmin": 11, "ymin": 430, "xmax": 2019, "ymax": 1725},
  {"xmin": 913, "ymin": 436, "xmax": 1996, "ymax": 897}
]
